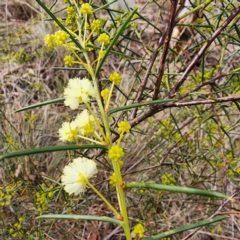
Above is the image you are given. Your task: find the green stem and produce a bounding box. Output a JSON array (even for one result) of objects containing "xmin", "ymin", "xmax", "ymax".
[
  {"xmin": 105, "ymin": 82, "xmax": 115, "ymax": 112},
  {"xmin": 85, "ymin": 102, "xmax": 108, "ymax": 143},
  {"xmin": 117, "ymin": 132, "xmax": 124, "ymax": 146},
  {"xmin": 111, "ymin": 161, "xmax": 131, "ymax": 239},
  {"xmin": 178, "ymin": 0, "xmax": 214, "ymax": 21},
  {"xmin": 87, "ymin": 181, "xmax": 120, "ymax": 217},
  {"xmin": 93, "ymin": 132, "xmax": 104, "ymax": 144},
  {"xmin": 77, "ymin": 134, "xmax": 102, "ymax": 145},
  {"xmin": 79, "ymin": 22, "xmax": 131, "ymax": 240},
  {"xmin": 81, "ymin": 48, "xmax": 112, "ymax": 144},
  {"xmin": 85, "ymin": 60, "xmax": 131, "ymax": 239}
]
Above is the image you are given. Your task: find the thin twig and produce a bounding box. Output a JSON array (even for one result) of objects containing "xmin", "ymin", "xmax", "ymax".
[
  {"xmin": 167, "ymin": 5, "xmax": 240, "ymax": 98},
  {"xmin": 213, "ymin": 103, "xmax": 228, "ymax": 195},
  {"xmin": 130, "ymin": 23, "xmax": 169, "ymax": 119},
  {"xmin": 130, "ymin": 95, "xmax": 240, "ymax": 127},
  {"xmin": 162, "ymin": 95, "xmax": 240, "ymax": 108},
  {"xmin": 177, "ymin": 73, "xmax": 226, "ymax": 101},
  {"xmin": 182, "ymin": 189, "xmax": 240, "ymax": 240},
  {"xmin": 152, "ymin": 0, "xmax": 179, "ymax": 100}
]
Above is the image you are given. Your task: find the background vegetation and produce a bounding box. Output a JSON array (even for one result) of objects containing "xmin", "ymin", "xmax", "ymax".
[{"xmin": 0, "ymin": 0, "xmax": 240, "ymax": 239}]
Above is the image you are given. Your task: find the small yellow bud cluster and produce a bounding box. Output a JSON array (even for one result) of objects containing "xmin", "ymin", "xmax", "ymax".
[
  {"xmin": 64, "ymin": 55, "xmax": 75, "ymax": 66},
  {"xmin": 53, "ymin": 17, "xmax": 63, "ymax": 28},
  {"xmin": 98, "ymin": 33, "xmax": 110, "ymax": 46},
  {"xmin": 108, "ymin": 72, "xmax": 122, "ymax": 86},
  {"xmin": 118, "ymin": 121, "xmax": 131, "ymax": 133},
  {"xmin": 108, "ymin": 145, "xmax": 124, "ymax": 162},
  {"xmin": 109, "ymin": 173, "xmax": 117, "ymax": 187},
  {"xmin": 36, "ymin": 184, "xmax": 54, "ymax": 215},
  {"xmin": 66, "ymin": 42, "xmax": 76, "ymax": 51},
  {"xmin": 98, "ymin": 50, "xmax": 106, "ymax": 59},
  {"xmin": 66, "ymin": 6, "xmax": 76, "ymax": 27},
  {"xmin": 133, "ymin": 223, "xmax": 145, "ymax": 238},
  {"xmin": 101, "ymin": 88, "xmax": 110, "ymax": 101},
  {"xmin": 55, "ymin": 30, "xmax": 69, "ymax": 45},
  {"xmin": 4, "ymin": 134, "xmax": 19, "ymax": 148},
  {"xmin": 44, "ymin": 34, "xmax": 55, "ymax": 48},
  {"xmin": 67, "ymin": 6, "xmax": 75, "ymax": 15},
  {"xmin": 80, "ymin": 3, "xmax": 93, "ymax": 15},
  {"xmin": 90, "ymin": 19, "xmax": 104, "ymax": 33},
  {"xmin": 161, "ymin": 173, "xmax": 176, "ymax": 186},
  {"xmin": 0, "ymin": 182, "xmax": 21, "ymax": 207},
  {"xmin": 44, "ymin": 30, "xmax": 69, "ymax": 48},
  {"xmin": 9, "ymin": 218, "xmax": 24, "ymax": 239}
]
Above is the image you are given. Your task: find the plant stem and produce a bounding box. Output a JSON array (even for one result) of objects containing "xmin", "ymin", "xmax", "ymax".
[
  {"xmin": 87, "ymin": 181, "xmax": 120, "ymax": 217},
  {"xmin": 178, "ymin": 0, "xmax": 214, "ymax": 21},
  {"xmin": 112, "ymin": 161, "xmax": 131, "ymax": 239},
  {"xmin": 81, "ymin": 30, "xmax": 131, "ymax": 240}
]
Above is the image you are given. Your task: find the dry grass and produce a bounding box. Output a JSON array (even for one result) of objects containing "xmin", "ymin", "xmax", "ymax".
[{"xmin": 1, "ymin": 0, "xmax": 240, "ymax": 239}]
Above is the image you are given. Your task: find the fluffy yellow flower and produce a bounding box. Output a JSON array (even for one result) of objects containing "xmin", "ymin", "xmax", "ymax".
[
  {"xmin": 59, "ymin": 121, "xmax": 79, "ymax": 142},
  {"xmin": 61, "ymin": 157, "xmax": 97, "ymax": 195},
  {"xmin": 74, "ymin": 109, "xmax": 96, "ymax": 136},
  {"xmin": 64, "ymin": 78, "xmax": 95, "ymax": 109}
]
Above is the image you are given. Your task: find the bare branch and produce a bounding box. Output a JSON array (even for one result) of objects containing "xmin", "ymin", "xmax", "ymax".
[
  {"xmin": 130, "ymin": 29, "xmax": 168, "ymax": 119},
  {"xmin": 162, "ymin": 95, "xmax": 240, "ymax": 109},
  {"xmin": 130, "ymin": 95, "xmax": 240, "ymax": 127},
  {"xmin": 152, "ymin": 0, "xmax": 179, "ymax": 100},
  {"xmin": 177, "ymin": 73, "xmax": 227, "ymax": 101}
]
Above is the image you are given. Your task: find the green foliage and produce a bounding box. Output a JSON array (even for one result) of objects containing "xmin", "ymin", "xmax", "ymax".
[{"xmin": 0, "ymin": 0, "xmax": 240, "ymax": 239}]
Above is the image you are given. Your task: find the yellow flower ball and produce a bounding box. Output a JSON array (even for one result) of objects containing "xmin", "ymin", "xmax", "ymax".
[
  {"xmin": 109, "ymin": 173, "xmax": 117, "ymax": 187},
  {"xmin": 118, "ymin": 121, "xmax": 131, "ymax": 133},
  {"xmin": 64, "ymin": 55, "xmax": 75, "ymax": 66},
  {"xmin": 133, "ymin": 223, "xmax": 145, "ymax": 238},
  {"xmin": 108, "ymin": 72, "xmax": 122, "ymax": 86},
  {"xmin": 44, "ymin": 34, "xmax": 56, "ymax": 48},
  {"xmin": 101, "ymin": 88, "xmax": 110, "ymax": 101}
]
